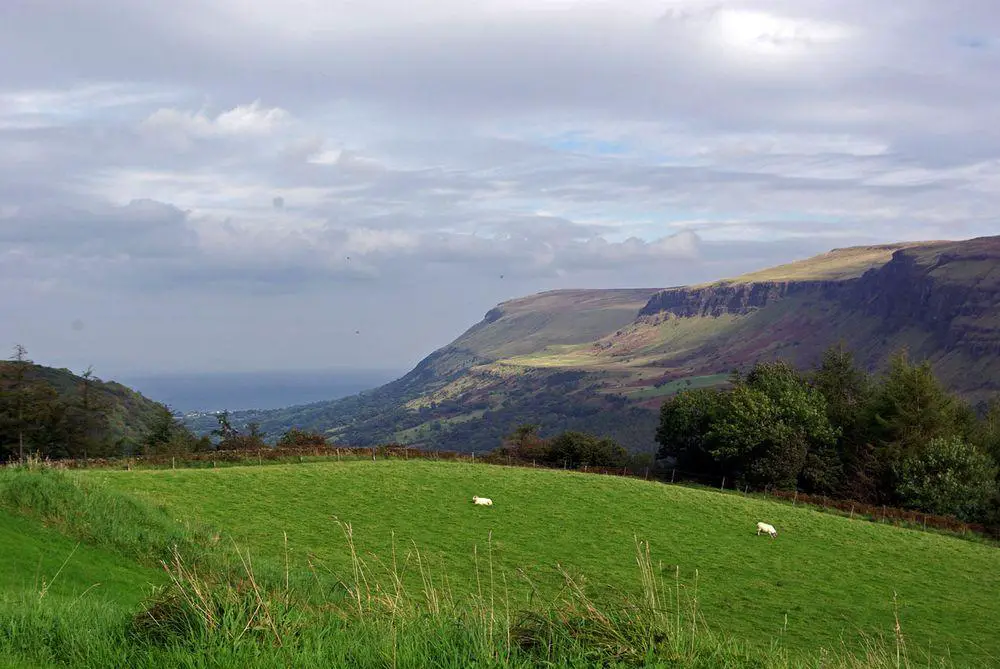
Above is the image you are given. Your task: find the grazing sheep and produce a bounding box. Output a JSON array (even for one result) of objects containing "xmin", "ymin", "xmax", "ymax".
[
  {"xmin": 472, "ymin": 496, "xmax": 493, "ymax": 506},
  {"xmin": 756, "ymin": 521, "xmax": 777, "ymax": 538}
]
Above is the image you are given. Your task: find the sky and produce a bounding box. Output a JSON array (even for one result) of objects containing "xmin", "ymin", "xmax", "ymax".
[{"xmin": 2, "ymin": 0, "xmax": 999, "ymax": 377}]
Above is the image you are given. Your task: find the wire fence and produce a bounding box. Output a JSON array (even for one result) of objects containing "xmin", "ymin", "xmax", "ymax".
[{"xmin": 13, "ymin": 443, "xmax": 1000, "ymax": 542}]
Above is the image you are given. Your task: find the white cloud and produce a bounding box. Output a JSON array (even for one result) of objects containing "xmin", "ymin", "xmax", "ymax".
[{"xmin": 140, "ymin": 100, "xmax": 290, "ymax": 145}]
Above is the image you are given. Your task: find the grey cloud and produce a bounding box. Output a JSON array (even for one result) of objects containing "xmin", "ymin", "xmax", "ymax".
[{"xmin": 0, "ymin": 199, "xmax": 197, "ymax": 258}]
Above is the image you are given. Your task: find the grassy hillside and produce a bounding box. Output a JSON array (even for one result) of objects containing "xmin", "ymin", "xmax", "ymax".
[
  {"xmin": 2, "ymin": 458, "xmax": 997, "ymax": 666},
  {"xmin": 95, "ymin": 459, "xmax": 1000, "ymax": 666},
  {"xmin": 185, "ymin": 236, "xmax": 1000, "ymax": 453},
  {"xmin": 715, "ymin": 242, "xmax": 930, "ymax": 284},
  {"xmin": 0, "ymin": 513, "xmax": 158, "ymax": 607}
]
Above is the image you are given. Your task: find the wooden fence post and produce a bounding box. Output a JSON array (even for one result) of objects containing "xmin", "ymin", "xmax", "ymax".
[
  {"xmin": 850, "ymin": 504, "xmax": 855, "ymax": 520},
  {"xmin": 172, "ymin": 457, "xmax": 175, "ymax": 470},
  {"xmin": 793, "ymin": 491, "xmax": 798, "ymax": 506},
  {"xmin": 645, "ymin": 467, "xmax": 649, "ymax": 480},
  {"xmin": 720, "ymin": 477, "xmax": 725, "ymax": 491},
  {"xmin": 671, "ymin": 468, "xmax": 676, "ymax": 483}
]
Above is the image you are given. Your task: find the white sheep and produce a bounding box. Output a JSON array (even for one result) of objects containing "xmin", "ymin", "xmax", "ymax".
[
  {"xmin": 756, "ymin": 521, "xmax": 777, "ymax": 538},
  {"xmin": 472, "ymin": 496, "xmax": 493, "ymax": 506}
]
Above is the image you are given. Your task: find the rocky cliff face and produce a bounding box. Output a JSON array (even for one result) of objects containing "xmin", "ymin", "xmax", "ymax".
[
  {"xmin": 638, "ymin": 280, "xmax": 850, "ymax": 318},
  {"xmin": 638, "ymin": 237, "xmax": 1000, "ymax": 357},
  {"xmin": 849, "ymin": 241, "xmax": 1000, "ymax": 355}
]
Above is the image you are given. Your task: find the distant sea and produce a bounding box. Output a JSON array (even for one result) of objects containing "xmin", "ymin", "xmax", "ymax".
[{"xmin": 117, "ymin": 369, "xmax": 402, "ymax": 413}]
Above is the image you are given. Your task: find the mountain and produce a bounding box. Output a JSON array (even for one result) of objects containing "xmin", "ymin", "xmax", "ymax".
[
  {"xmin": 0, "ymin": 362, "xmax": 170, "ymax": 454},
  {"xmin": 186, "ymin": 236, "xmax": 1000, "ymax": 453}
]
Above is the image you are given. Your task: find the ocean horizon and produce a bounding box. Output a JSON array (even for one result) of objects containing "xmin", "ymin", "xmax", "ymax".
[{"xmin": 116, "ymin": 368, "xmax": 403, "ymax": 414}]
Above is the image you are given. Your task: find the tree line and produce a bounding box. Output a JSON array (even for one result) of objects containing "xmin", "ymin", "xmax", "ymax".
[
  {"xmin": 490, "ymin": 424, "xmax": 658, "ymax": 471},
  {"xmin": 656, "ymin": 345, "xmax": 1000, "ymax": 524}
]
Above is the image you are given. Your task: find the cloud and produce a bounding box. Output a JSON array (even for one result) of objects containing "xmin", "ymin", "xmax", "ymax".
[
  {"xmin": 1, "ymin": 0, "xmax": 1000, "ymax": 373},
  {"xmin": 140, "ymin": 101, "xmax": 291, "ymax": 143},
  {"xmin": 0, "ymin": 199, "xmax": 197, "ymax": 258}
]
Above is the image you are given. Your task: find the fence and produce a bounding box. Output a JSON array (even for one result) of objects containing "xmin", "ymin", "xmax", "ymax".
[{"xmin": 13, "ymin": 444, "xmax": 999, "ymax": 542}]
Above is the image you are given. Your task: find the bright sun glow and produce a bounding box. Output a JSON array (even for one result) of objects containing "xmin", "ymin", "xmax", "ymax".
[{"xmin": 711, "ymin": 9, "xmax": 851, "ymax": 55}]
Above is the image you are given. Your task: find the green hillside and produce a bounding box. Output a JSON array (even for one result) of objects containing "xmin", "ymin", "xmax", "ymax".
[
  {"xmin": 81, "ymin": 459, "xmax": 1000, "ymax": 665},
  {"xmin": 190, "ymin": 236, "xmax": 1000, "ymax": 454},
  {"xmin": 2, "ymin": 459, "xmax": 998, "ymax": 666}
]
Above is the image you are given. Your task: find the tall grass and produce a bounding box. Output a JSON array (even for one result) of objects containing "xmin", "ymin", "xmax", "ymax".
[{"xmin": 0, "ymin": 465, "xmax": 214, "ymax": 567}]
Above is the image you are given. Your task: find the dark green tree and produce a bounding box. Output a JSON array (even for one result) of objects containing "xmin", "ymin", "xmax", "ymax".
[
  {"xmin": 547, "ymin": 431, "xmax": 626, "ymax": 468},
  {"xmin": 709, "ymin": 361, "xmax": 839, "ymax": 491},
  {"xmin": 893, "ymin": 436, "xmax": 997, "ymax": 521},
  {"xmin": 655, "ymin": 388, "xmax": 728, "ymax": 475},
  {"xmin": 868, "ymin": 350, "xmax": 963, "ymax": 453},
  {"xmin": 810, "ymin": 344, "xmax": 877, "ymax": 499}
]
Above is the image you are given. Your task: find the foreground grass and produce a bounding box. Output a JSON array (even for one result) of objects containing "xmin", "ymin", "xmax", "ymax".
[
  {"xmin": 0, "ymin": 480, "xmax": 939, "ymax": 668},
  {"xmin": 0, "ymin": 513, "xmax": 159, "ymax": 608},
  {"xmin": 90, "ymin": 459, "xmax": 1000, "ymax": 666}
]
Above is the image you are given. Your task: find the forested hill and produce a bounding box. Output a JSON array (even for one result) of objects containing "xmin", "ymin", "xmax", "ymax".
[{"xmin": 0, "ymin": 358, "xmax": 178, "ymax": 459}]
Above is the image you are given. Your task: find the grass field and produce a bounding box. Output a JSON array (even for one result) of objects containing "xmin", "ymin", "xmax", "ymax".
[
  {"xmin": 0, "ymin": 513, "xmax": 159, "ymax": 608},
  {"xmin": 89, "ymin": 459, "xmax": 1000, "ymax": 666}
]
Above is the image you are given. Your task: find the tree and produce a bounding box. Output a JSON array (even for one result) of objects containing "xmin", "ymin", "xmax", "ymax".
[
  {"xmin": 212, "ymin": 411, "xmax": 239, "ymax": 443},
  {"xmin": 62, "ymin": 366, "xmax": 112, "ymax": 457},
  {"xmin": 141, "ymin": 404, "xmax": 201, "ymax": 456},
  {"xmin": 655, "ymin": 388, "xmax": 728, "ymax": 475},
  {"xmin": 893, "ymin": 436, "xmax": 997, "ymax": 521},
  {"xmin": 868, "ymin": 350, "xmax": 963, "ymax": 453},
  {"xmin": 547, "ymin": 431, "xmax": 626, "ymax": 469},
  {"xmin": 212, "ymin": 411, "xmax": 267, "ymax": 451},
  {"xmin": 811, "ymin": 344, "xmax": 872, "ymax": 435},
  {"xmin": 810, "ymin": 344, "xmax": 877, "ymax": 499},
  {"xmin": 9, "ymin": 344, "xmax": 30, "ymax": 462},
  {"xmin": 502, "ymin": 423, "xmax": 549, "ymax": 461},
  {"xmin": 972, "ymin": 398, "xmax": 1000, "ymax": 463},
  {"xmin": 708, "ymin": 361, "xmax": 839, "ymax": 491}
]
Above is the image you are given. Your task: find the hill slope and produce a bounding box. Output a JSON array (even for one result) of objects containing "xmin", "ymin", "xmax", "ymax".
[
  {"xmin": 189, "ymin": 236, "xmax": 1000, "ymax": 452},
  {"xmin": 97, "ymin": 459, "xmax": 1000, "ymax": 665}
]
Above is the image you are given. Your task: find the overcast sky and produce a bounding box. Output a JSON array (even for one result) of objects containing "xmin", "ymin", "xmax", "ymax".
[{"xmin": 2, "ymin": 0, "xmax": 998, "ymax": 376}]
